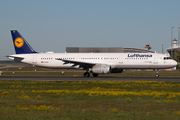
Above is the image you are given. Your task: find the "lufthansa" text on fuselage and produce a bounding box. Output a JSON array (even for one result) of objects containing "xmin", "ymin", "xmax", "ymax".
[{"xmin": 127, "ymin": 54, "xmax": 152, "ymax": 57}]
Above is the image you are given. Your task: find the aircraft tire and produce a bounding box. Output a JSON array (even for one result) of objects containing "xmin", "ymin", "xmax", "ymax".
[
  {"xmin": 84, "ymin": 72, "xmax": 90, "ymax": 77},
  {"xmin": 155, "ymin": 74, "xmax": 159, "ymax": 78}
]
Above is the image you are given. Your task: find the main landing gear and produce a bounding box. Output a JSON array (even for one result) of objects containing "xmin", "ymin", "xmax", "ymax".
[
  {"xmin": 83, "ymin": 72, "xmax": 99, "ymax": 77},
  {"xmin": 155, "ymin": 69, "xmax": 159, "ymax": 78},
  {"xmin": 84, "ymin": 72, "xmax": 90, "ymax": 77}
]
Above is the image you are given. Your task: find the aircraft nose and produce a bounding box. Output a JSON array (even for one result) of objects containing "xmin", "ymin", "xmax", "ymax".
[{"xmin": 173, "ymin": 60, "xmax": 178, "ymax": 66}]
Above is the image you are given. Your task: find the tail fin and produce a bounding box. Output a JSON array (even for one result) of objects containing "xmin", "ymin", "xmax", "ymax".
[{"xmin": 11, "ymin": 30, "xmax": 37, "ymax": 54}]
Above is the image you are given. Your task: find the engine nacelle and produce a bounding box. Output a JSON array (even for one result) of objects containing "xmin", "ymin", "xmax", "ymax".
[
  {"xmin": 92, "ymin": 65, "xmax": 111, "ymax": 74},
  {"xmin": 111, "ymin": 68, "xmax": 123, "ymax": 73}
]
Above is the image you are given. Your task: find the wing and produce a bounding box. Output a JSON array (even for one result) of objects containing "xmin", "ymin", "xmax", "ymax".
[{"xmin": 56, "ymin": 58, "xmax": 96, "ymax": 69}]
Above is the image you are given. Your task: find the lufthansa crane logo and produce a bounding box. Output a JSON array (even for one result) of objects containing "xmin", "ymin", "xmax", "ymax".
[{"xmin": 14, "ymin": 37, "xmax": 24, "ymax": 48}]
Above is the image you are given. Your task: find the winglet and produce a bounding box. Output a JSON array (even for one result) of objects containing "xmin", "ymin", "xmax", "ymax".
[{"xmin": 11, "ymin": 30, "xmax": 37, "ymax": 54}]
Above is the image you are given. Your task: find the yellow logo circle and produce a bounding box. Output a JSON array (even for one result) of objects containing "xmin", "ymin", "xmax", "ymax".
[{"xmin": 14, "ymin": 37, "xmax": 24, "ymax": 48}]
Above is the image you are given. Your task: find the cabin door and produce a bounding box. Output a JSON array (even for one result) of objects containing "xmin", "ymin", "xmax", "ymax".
[
  {"xmin": 119, "ymin": 56, "xmax": 123, "ymax": 64},
  {"xmin": 32, "ymin": 55, "xmax": 37, "ymax": 65},
  {"xmin": 153, "ymin": 55, "xmax": 158, "ymax": 64}
]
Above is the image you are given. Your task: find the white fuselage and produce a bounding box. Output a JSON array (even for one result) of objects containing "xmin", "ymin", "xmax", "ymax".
[{"xmin": 8, "ymin": 53, "xmax": 177, "ymax": 69}]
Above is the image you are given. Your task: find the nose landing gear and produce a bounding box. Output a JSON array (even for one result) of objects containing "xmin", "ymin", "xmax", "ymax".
[{"xmin": 155, "ymin": 69, "xmax": 159, "ymax": 78}]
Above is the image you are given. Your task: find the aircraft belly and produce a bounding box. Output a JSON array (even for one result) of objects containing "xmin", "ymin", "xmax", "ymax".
[
  {"xmin": 117, "ymin": 62, "xmax": 149, "ymax": 68},
  {"xmin": 37, "ymin": 63, "xmax": 73, "ymax": 69},
  {"xmin": 118, "ymin": 63, "xmax": 174, "ymax": 69},
  {"xmin": 118, "ymin": 62, "xmax": 159, "ymax": 69}
]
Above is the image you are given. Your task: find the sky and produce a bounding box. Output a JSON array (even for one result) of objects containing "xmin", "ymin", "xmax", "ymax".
[{"xmin": 1, "ymin": 0, "xmax": 180, "ymax": 60}]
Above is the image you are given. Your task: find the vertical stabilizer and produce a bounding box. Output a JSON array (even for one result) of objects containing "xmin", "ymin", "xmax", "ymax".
[{"xmin": 11, "ymin": 30, "xmax": 37, "ymax": 54}]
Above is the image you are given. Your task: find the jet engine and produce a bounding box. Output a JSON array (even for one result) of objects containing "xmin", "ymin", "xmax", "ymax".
[
  {"xmin": 92, "ymin": 65, "xmax": 111, "ymax": 74},
  {"xmin": 111, "ymin": 68, "xmax": 123, "ymax": 73}
]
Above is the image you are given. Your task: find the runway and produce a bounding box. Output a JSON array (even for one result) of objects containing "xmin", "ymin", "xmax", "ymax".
[{"xmin": 0, "ymin": 76, "xmax": 180, "ymax": 81}]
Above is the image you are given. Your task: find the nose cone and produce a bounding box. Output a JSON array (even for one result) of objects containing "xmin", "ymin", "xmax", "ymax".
[{"xmin": 172, "ymin": 60, "xmax": 178, "ymax": 67}]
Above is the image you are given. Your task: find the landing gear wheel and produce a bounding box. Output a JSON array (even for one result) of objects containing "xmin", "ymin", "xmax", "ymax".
[
  {"xmin": 93, "ymin": 73, "xmax": 99, "ymax": 77},
  {"xmin": 155, "ymin": 74, "xmax": 159, "ymax": 78},
  {"xmin": 155, "ymin": 69, "xmax": 159, "ymax": 78},
  {"xmin": 84, "ymin": 72, "xmax": 90, "ymax": 77}
]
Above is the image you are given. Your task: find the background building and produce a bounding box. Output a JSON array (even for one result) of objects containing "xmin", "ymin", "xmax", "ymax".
[
  {"xmin": 66, "ymin": 47, "xmax": 154, "ymax": 53},
  {"xmin": 167, "ymin": 38, "xmax": 180, "ymax": 56},
  {"xmin": 144, "ymin": 44, "xmax": 152, "ymax": 50}
]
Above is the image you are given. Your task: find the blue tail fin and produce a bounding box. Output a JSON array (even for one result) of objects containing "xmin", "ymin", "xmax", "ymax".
[{"xmin": 11, "ymin": 30, "xmax": 37, "ymax": 54}]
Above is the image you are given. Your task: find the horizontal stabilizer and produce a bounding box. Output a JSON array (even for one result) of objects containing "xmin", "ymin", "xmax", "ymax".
[{"xmin": 5, "ymin": 55, "xmax": 24, "ymax": 62}]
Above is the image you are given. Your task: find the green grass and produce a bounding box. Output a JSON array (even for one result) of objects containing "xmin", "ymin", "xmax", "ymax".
[
  {"xmin": 0, "ymin": 66, "xmax": 180, "ymax": 77},
  {"xmin": 0, "ymin": 80, "xmax": 180, "ymax": 120}
]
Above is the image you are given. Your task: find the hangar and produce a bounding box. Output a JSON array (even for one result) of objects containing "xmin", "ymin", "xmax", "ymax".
[{"xmin": 66, "ymin": 47, "xmax": 154, "ymax": 53}]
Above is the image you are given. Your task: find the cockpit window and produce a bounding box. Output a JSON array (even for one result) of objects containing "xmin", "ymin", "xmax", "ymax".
[{"xmin": 164, "ymin": 57, "xmax": 172, "ymax": 60}]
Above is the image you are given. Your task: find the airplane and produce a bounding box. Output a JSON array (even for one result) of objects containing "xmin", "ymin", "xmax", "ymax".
[{"xmin": 6, "ymin": 30, "xmax": 177, "ymax": 78}]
